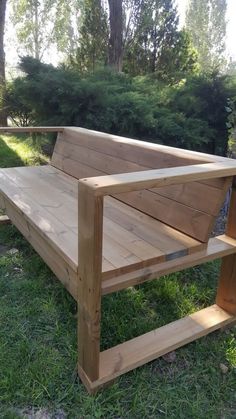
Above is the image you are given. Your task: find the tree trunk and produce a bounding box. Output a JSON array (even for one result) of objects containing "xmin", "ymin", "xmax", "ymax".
[
  {"xmin": 0, "ymin": 0, "xmax": 7, "ymax": 126},
  {"xmin": 108, "ymin": 0, "xmax": 123, "ymax": 72}
]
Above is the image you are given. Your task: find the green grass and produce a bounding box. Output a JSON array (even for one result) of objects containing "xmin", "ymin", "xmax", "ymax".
[{"xmin": 0, "ymin": 134, "xmax": 235, "ymax": 418}]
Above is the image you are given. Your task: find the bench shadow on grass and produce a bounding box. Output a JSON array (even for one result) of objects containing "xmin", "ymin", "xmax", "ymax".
[{"xmin": 0, "ymin": 135, "xmax": 25, "ymax": 168}]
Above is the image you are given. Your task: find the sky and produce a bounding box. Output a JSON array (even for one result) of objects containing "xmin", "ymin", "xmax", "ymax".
[
  {"xmin": 177, "ymin": 0, "xmax": 236, "ymax": 60},
  {"xmin": 5, "ymin": 0, "xmax": 236, "ymax": 71}
]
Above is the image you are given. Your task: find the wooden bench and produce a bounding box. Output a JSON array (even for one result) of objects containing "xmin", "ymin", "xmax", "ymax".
[{"xmin": 0, "ymin": 126, "xmax": 236, "ymax": 393}]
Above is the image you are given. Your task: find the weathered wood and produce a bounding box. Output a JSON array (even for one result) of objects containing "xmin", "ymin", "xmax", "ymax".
[{"xmin": 78, "ymin": 182, "xmax": 103, "ymax": 381}]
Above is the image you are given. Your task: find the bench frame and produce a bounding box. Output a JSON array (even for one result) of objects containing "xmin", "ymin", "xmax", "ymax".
[{"xmin": 1, "ymin": 127, "xmax": 236, "ymax": 394}]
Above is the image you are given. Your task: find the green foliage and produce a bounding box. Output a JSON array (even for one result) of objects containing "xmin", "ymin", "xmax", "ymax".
[
  {"xmin": 123, "ymin": 0, "xmax": 179, "ymax": 75},
  {"xmin": 186, "ymin": 0, "xmax": 227, "ymax": 72},
  {"xmin": 10, "ymin": 0, "xmax": 57, "ymax": 60},
  {"xmin": 5, "ymin": 57, "xmax": 235, "ymax": 155},
  {"xmin": 74, "ymin": 0, "xmax": 108, "ymax": 72}
]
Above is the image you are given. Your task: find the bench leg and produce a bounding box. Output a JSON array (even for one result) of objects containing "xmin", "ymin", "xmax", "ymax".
[
  {"xmin": 216, "ymin": 254, "xmax": 236, "ymax": 315},
  {"xmin": 77, "ymin": 184, "xmax": 103, "ymax": 392},
  {"xmin": 216, "ymin": 176, "xmax": 236, "ymax": 315}
]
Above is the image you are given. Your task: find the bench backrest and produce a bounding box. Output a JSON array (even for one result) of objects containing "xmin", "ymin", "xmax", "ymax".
[{"xmin": 51, "ymin": 127, "xmax": 231, "ymax": 242}]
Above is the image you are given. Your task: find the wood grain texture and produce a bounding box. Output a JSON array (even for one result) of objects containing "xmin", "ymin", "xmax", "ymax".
[
  {"xmin": 0, "ymin": 166, "xmax": 207, "ymax": 279},
  {"xmin": 1, "ymin": 195, "xmax": 78, "ymax": 299},
  {"xmin": 77, "ymin": 304, "xmax": 236, "ymax": 393},
  {"xmin": 80, "ymin": 163, "xmax": 236, "ymax": 196},
  {"xmin": 51, "ymin": 128, "xmax": 232, "ymax": 241},
  {"xmin": 102, "ymin": 235, "xmax": 236, "ymax": 294},
  {"xmin": 99, "ymin": 305, "xmax": 235, "ymax": 382},
  {"xmin": 78, "ymin": 182, "xmax": 103, "ymax": 381}
]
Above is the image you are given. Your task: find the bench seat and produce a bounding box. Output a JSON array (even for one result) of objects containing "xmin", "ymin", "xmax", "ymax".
[{"xmin": 0, "ymin": 165, "xmax": 206, "ymax": 284}]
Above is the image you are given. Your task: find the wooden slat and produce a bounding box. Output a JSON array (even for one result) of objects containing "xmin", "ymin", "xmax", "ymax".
[
  {"xmin": 80, "ymin": 162, "xmax": 236, "ymax": 196},
  {"xmin": 2, "ymin": 196, "xmax": 78, "ymax": 299},
  {"xmin": 1, "ymin": 166, "xmax": 209, "ymax": 279},
  {"xmin": 104, "ymin": 197, "xmax": 205, "ymax": 251},
  {"xmin": 98, "ymin": 305, "xmax": 236, "ymax": 385},
  {"xmin": 0, "ymin": 169, "xmax": 78, "ymax": 270},
  {"xmin": 52, "ymin": 129, "xmax": 232, "ymax": 241},
  {"xmin": 59, "ymin": 127, "xmax": 231, "ymax": 190},
  {"xmin": 61, "ymin": 127, "xmax": 224, "ymax": 165},
  {"xmin": 0, "ymin": 126, "xmax": 64, "ymax": 133},
  {"xmin": 115, "ymin": 190, "xmax": 214, "ymax": 242},
  {"xmin": 102, "ymin": 234, "xmax": 236, "ymax": 294},
  {"xmin": 152, "ymin": 180, "xmax": 231, "ymax": 216}
]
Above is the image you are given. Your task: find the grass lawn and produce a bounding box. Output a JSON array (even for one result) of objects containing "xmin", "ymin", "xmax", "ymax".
[{"xmin": 0, "ymin": 134, "xmax": 235, "ymax": 419}]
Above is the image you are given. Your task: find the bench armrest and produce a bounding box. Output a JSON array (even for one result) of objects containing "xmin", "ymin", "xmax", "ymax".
[
  {"xmin": 0, "ymin": 126, "xmax": 64, "ymax": 133},
  {"xmin": 79, "ymin": 162, "xmax": 236, "ymax": 197}
]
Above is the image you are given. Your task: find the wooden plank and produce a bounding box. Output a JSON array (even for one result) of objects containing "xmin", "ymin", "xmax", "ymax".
[
  {"xmin": 52, "ymin": 130, "xmax": 231, "ymax": 241},
  {"xmin": 98, "ymin": 305, "xmax": 236, "ymax": 385},
  {"xmin": 0, "ymin": 126, "xmax": 64, "ymax": 133},
  {"xmin": 79, "ymin": 162, "xmax": 236, "ymax": 197},
  {"xmin": 216, "ymin": 255, "xmax": 236, "ymax": 315},
  {"xmin": 152, "ymin": 180, "xmax": 231, "ymax": 216},
  {"xmin": 216, "ymin": 177, "xmax": 236, "ymax": 315},
  {"xmin": 52, "ymin": 138, "xmax": 231, "ymax": 241},
  {"xmin": 1, "ymin": 166, "xmax": 210, "ymax": 278},
  {"xmin": 62, "ymin": 127, "xmax": 224, "ymax": 164},
  {"xmin": 0, "ymin": 170, "xmax": 78, "ymax": 270},
  {"xmin": 2, "ymin": 196, "xmax": 78, "ymax": 300},
  {"xmin": 0, "ymin": 214, "xmax": 11, "ymax": 224},
  {"xmin": 105, "ymin": 197, "xmax": 205, "ymax": 251},
  {"xmin": 51, "ymin": 151, "xmax": 103, "ymax": 179},
  {"xmin": 225, "ymin": 177, "xmax": 236, "ymax": 238},
  {"xmin": 78, "ymin": 182, "xmax": 103, "ymax": 381},
  {"xmin": 102, "ymin": 235, "xmax": 236, "ymax": 294},
  {"xmin": 115, "ymin": 190, "xmax": 214, "ymax": 242}
]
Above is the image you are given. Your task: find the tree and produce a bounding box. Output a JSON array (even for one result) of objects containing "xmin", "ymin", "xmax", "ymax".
[
  {"xmin": 10, "ymin": 0, "xmax": 57, "ymax": 60},
  {"xmin": 0, "ymin": 0, "xmax": 7, "ymax": 126},
  {"xmin": 186, "ymin": 0, "xmax": 227, "ymax": 72},
  {"xmin": 53, "ymin": 0, "xmax": 82, "ymax": 58},
  {"xmin": 123, "ymin": 0, "xmax": 179, "ymax": 75},
  {"xmin": 108, "ymin": 0, "xmax": 123, "ymax": 71},
  {"xmin": 76, "ymin": 0, "xmax": 108, "ymax": 72}
]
